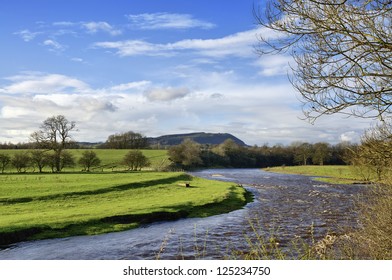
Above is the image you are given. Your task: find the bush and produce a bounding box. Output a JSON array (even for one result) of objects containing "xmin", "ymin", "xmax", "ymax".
[
  {"xmin": 11, "ymin": 153, "xmax": 31, "ymax": 173},
  {"xmin": 122, "ymin": 150, "xmax": 150, "ymax": 171},
  {"xmin": 0, "ymin": 153, "xmax": 11, "ymax": 173},
  {"xmin": 78, "ymin": 151, "xmax": 101, "ymax": 172}
]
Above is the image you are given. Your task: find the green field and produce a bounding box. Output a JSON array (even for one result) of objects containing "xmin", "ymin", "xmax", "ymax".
[
  {"xmin": 0, "ymin": 171, "xmax": 250, "ymax": 245},
  {"xmin": 264, "ymin": 165, "xmax": 362, "ymax": 184},
  {"xmin": 0, "ymin": 149, "xmax": 170, "ymax": 172}
]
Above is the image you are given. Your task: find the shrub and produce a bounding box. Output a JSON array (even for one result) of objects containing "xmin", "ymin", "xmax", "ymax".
[
  {"xmin": 122, "ymin": 150, "xmax": 150, "ymax": 171},
  {"xmin": 11, "ymin": 153, "xmax": 31, "ymax": 173},
  {"xmin": 78, "ymin": 151, "xmax": 101, "ymax": 172}
]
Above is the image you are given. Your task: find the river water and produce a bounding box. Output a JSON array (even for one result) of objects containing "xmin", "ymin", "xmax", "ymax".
[{"xmin": 0, "ymin": 169, "xmax": 366, "ymax": 260}]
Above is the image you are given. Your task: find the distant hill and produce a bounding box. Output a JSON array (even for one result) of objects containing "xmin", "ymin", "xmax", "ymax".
[{"xmin": 148, "ymin": 132, "xmax": 247, "ymax": 147}]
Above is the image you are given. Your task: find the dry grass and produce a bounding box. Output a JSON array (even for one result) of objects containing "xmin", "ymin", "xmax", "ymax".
[{"xmin": 333, "ymin": 185, "xmax": 392, "ymax": 259}]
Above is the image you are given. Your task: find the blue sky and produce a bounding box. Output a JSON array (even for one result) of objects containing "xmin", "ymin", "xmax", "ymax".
[{"xmin": 0, "ymin": 0, "xmax": 371, "ymax": 145}]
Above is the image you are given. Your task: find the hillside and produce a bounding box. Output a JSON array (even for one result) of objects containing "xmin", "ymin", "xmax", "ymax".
[{"xmin": 148, "ymin": 132, "xmax": 247, "ymax": 147}]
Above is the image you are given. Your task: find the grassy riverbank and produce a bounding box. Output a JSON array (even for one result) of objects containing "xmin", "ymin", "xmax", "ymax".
[
  {"xmin": 264, "ymin": 165, "xmax": 362, "ymax": 184},
  {"xmin": 0, "ymin": 172, "xmax": 250, "ymax": 246}
]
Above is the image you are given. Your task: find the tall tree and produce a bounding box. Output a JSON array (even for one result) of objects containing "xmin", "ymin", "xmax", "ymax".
[
  {"xmin": 31, "ymin": 115, "xmax": 76, "ymax": 172},
  {"xmin": 292, "ymin": 142, "xmax": 313, "ymax": 165},
  {"xmin": 255, "ymin": 0, "xmax": 392, "ymax": 122},
  {"xmin": 312, "ymin": 142, "xmax": 331, "ymax": 166}
]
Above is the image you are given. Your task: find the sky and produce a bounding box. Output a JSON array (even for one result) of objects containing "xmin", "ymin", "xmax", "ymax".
[{"xmin": 0, "ymin": 0, "xmax": 373, "ymax": 145}]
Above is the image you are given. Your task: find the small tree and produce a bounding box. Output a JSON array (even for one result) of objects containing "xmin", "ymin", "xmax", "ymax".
[
  {"xmin": 122, "ymin": 150, "xmax": 150, "ymax": 171},
  {"xmin": 60, "ymin": 151, "xmax": 76, "ymax": 171},
  {"xmin": 78, "ymin": 151, "xmax": 101, "ymax": 172},
  {"xmin": 0, "ymin": 153, "xmax": 11, "ymax": 173},
  {"xmin": 46, "ymin": 151, "xmax": 76, "ymax": 172},
  {"xmin": 30, "ymin": 150, "xmax": 49, "ymax": 173},
  {"xmin": 11, "ymin": 153, "xmax": 31, "ymax": 173}
]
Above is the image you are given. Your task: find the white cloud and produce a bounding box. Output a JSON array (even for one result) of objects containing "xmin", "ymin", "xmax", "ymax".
[
  {"xmin": 94, "ymin": 28, "xmax": 265, "ymax": 58},
  {"xmin": 255, "ymin": 54, "xmax": 295, "ymax": 76},
  {"xmin": 0, "ymin": 68, "xmax": 372, "ymax": 145},
  {"xmin": 43, "ymin": 39, "xmax": 66, "ymax": 51},
  {"xmin": 82, "ymin": 21, "xmax": 122, "ymax": 36},
  {"xmin": 93, "ymin": 40, "xmax": 167, "ymax": 57},
  {"xmin": 2, "ymin": 73, "xmax": 89, "ymax": 94},
  {"xmin": 127, "ymin": 12, "xmax": 215, "ymax": 30},
  {"xmin": 144, "ymin": 86, "xmax": 191, "ymax": 101},
  {"xmin": 53, "ymin": 21, "xmax": 78, "ymax": 27},
  {"xmin": 340, "ymin": 131, "xmax": 361, "ymax": 143},
  {"xmin": 110, "ymin": 81, "xmax": 151, "ymax": 91},
  {"xmin": 94, "ymin": 26, "xmax": 284, "ymax": 58},
  {"xmin": 14, "ymin": 29, "xmax": 41, "ymax": 42},
  {"xmin": 71, "ymin": 57, "xmax": 85, "ymax": 63}
]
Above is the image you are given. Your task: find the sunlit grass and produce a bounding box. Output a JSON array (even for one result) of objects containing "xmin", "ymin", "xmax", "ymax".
[
  {"xmin": 264, "ymin": 165, "xmax": 363, "ymax": 184},
  {"xmin": 0, "ymin": 172, "xmax": 249, "ymax": 244}
]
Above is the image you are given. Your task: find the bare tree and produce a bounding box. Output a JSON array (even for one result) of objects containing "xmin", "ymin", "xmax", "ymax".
[
  {"xmin": 349, "ymin": 122, "xmax": 392, "ymax": 181},
  {"xmin": 255, "ymin": 0, "xmax": 392, "ymax": 122},
  {"xmin": 31, "ymin": 115, "xmax": 76, "ymax": 172}
]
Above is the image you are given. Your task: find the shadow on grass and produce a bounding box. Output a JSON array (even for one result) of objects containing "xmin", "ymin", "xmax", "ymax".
[
  {"xmin": 0, "ymin": 173, "xmax": 192, "ymax": 205},
  {"xmin": 0, "ymin": 185, "xmax": 253, "ymax": 247}
]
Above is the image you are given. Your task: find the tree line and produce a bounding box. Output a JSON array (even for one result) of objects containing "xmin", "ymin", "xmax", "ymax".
[
  {"xmin": 168, "ymin": 138, "xmax": 350, "ymax": 170},
  {"xmin": 0, "ymin": 116, "xmax": 151, "ymax": 173},
  {"xmin": 0, "ymin": 149, "xmax": 151, "ymax": 173},
  {"xmin": 0, "ymin": 131, "xmax": 149, "ymax": 150}
]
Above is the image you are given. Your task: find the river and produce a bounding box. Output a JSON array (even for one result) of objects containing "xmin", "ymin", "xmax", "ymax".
[{"xmin": 0, "ymin": 169, "xmax": 366, "ymax": 260}]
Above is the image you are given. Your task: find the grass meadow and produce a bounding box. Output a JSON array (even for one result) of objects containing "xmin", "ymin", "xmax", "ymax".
[
  {"xmin": 0, "ymin": 149, "xmax": 250, "ymax": 246},
  {"xmin": 0, "ymin": 170, "xmax": 249, "ymax": 245},
  {"xmin": 264, "ymin": 165, "xmax": 363, "ymax": 184}
]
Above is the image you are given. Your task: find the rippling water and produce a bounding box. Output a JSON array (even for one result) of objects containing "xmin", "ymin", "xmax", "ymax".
[{"xmin": 0, "ymin": 169, "xmax": 366, "ymax": 260}]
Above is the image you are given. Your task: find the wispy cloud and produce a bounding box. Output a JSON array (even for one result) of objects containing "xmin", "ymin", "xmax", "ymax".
[
  {"xmin": 82, "ymin": 21, "xmax": 122, "ymax": 36},
  {"xmin": 255, "ymin": 54, "xmax": 295, "ymax": 76},
  {"xmin": 43, "ymin": 39, "xmax": 67, "ymax": 52},
  {"xmin": 14, "ymin": 29, "xmax": 42, "ymax": 42},
  {"xmin": 2, "ymin": 72, "xmax": 89, "ymax": 94},
  {"xmin": 110, "ymin": 81, "xmax": 151, "ymax": 92},
  {"xmin": 94, "ymin": 27, "xmax": 267, "ymax": 58},
  {"xmin": 127, "ymin": 12, "xmax": 215, "ymax": 30}
]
